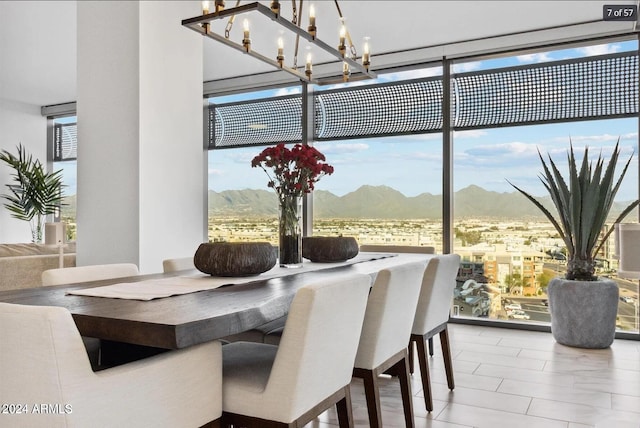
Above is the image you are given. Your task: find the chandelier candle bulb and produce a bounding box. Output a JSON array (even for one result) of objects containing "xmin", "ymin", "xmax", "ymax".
[
  {"xmin": 363, "ymin": 41, "xmax": 371, "ymax": 70},
  {"xmin": 201, "ymin": 1, "xmax": 210, "ymax": 33},
  {"xmin": 305, "ymin": 54, "xmax": 313, "ymax": 78},
  {"xmin": 308, "ymin": 4, "xmax": 317, "ymax": 38},
  {"xmin": 242, "ymin": 19, "xmax": 251, "ymax": 52},
  {"xmin": 270, "ymin": 0, "xmax": 280, "ymax": 15},
  {"xmin": 277, "ymin": 37, "xmax": 284, "ymax": 67},
  {"xmin": 338, "ymin": 25, "xmax": 346, "ymax": 57}
]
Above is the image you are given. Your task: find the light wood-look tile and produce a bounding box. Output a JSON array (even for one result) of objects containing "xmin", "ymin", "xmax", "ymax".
[{"xmin": 304, "ymin": 324, "xmax": 640, "ymax": 428}]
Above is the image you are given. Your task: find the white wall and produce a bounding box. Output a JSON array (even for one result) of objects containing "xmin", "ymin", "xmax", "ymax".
[
  {"xmin": 76, "ymin": 1, "xmax": 140, "ymax": 267},
  {"xmin": 0, "ymin": 98, "xmax": 47, "ymax": 243},
  {"xmin": 138, "ymin": 1, "xmax": 206, "ymax": 272},
  {"xmin": 77, "ymin": 1, "xmax": 205, "ymax": 272}
]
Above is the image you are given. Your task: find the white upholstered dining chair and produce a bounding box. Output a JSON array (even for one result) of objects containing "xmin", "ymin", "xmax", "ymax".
[
  {"xmin": 221, "ymin": 273, "xmax": 372, "ymax": 428},
  {"xmin": 0, "ymin": 302, "xmax": 222, "ymax": 428},
  {"xmin": 42, "ymin": 263, "xmax": 140, "ymax": 286},
  {"xmin": 41, "ymin": 263, "xmax": 140, "ymax": 369},
  {"xmin": 359, "ymin": 245, "xmax": 436, "ymax": 355},
  {"xmin": 410, "ymin": 253, "xmax": 461, "ymax": 412},
  {"xmin": 162, "ymin": 257, "xmax": 195, "ymax": 273},
  {"xmin": 353, "ymin": 261, "xmax": 428, "ymax": 428},
  {"xmin": 263, "ymin": 245, "xmax": 436, "ymax": 346}
]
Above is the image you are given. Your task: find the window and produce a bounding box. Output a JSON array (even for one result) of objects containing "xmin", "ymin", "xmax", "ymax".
[
  {"xmin": 451, "ymin": 40, "xmax": 639, "ymax": 332},
  {"xmin": 205, "ymin": 36, "xmax": 639, "ymax": 334},
  {"xmin": 51, "ymin": 116, "xmax": 77, "ymax": 241}
]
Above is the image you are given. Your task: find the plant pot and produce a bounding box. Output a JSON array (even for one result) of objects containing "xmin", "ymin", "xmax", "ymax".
[{"xmin": 547, "ymin": 277, "xmax": 619, "ymax": 349}]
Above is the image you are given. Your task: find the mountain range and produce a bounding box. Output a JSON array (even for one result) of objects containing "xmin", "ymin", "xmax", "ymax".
[
  {"xmin": 61, "ymin": 185, "xmax": 635, "ymax": 220},
  {"xmin": 207, "ymin": 184, "xmax": 635, "ymax": 220}
]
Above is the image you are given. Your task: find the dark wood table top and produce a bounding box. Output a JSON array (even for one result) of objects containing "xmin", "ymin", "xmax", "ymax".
[{"xmin": 0, "ymin": 253, "xmax": 430, "ymax": 349}]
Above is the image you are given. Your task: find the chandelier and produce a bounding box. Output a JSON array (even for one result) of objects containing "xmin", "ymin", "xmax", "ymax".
[{"xmin": 182, "ymin": 1, "xmax": 377, "ymax": 84}]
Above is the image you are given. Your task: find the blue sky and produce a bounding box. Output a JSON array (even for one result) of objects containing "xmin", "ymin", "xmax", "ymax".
[
  {"xmin": 208, "ymin": 40, "xmax": 639, "ymax": 200},
  {"xmin": 207, "ymin": 119, "xmax": 638, "ymax": 200}
]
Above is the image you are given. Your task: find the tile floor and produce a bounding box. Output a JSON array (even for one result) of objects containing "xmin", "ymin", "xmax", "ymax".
[{"xmin": 308, "ymin": 324, "xmax": 640, "ymax": 428}]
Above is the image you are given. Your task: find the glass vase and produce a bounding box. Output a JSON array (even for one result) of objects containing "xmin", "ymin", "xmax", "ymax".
[{"xmin": 279, "ymin": 195, "xmax": 303, "ymax": 268}]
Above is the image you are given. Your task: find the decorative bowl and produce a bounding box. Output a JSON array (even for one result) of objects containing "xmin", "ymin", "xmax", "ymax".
[
  {"xmin": 194, "ymin": 242, "xmax": 277, "ymax": 276},
  {"xmin": 302, "ymin": 236, "xmax": 359, "ymax": 263}
]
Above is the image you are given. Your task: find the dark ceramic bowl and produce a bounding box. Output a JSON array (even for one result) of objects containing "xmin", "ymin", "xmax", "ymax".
[
  {"xmin": 302, "ymin": 236, "xmax": 359, "ymax": 263},
  {"xmin": 194, "ymin": 242, "xmax": 277, "ymax": 276}
]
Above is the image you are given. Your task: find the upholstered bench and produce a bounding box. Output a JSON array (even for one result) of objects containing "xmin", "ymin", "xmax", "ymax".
[{"xmin": 0, "ymin": 243, "xmax": 76, "ymax": 291}]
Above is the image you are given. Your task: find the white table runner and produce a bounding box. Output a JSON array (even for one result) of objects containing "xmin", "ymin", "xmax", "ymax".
[{"xmin": 66, "ymin": 253, "xmax": 395, "ymax": 301}]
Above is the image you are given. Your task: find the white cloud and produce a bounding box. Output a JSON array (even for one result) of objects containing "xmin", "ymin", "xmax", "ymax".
[
  {"xmin": 452, "ymin": 61, "xmax": 482, "ymax": 73},
  {"xmin": 405, "ymin": 151, "xmax": 442, "ymax": 162},
  {"xmin": 457, "ymin": 141, "xmax": 545, "ymax": 169},
  {"xmin": 577, "ymin": 44, "xmax": 621, "ymax": 56},
  {"xmin": 317, "ymin": 143, "xmax": 369, "ymax": 154},
  {"xmin": 468, "ymin": 141, "xmax": 540, "ymax": 157},
  {"xmin": 225, "ymin": 150, "xmax": 258, "ymax": 163},
  {"xmin": 208, "ymin": 168, "xmax": 223, "ymax": 176},
  {"xmin": 551, "ymin": 133, "xmax": 638, "ymax": 144},
  {"xmin": 376, "ymin": 67, "xmax": 443, "ymax": 83},
  {"xmin": 273, "ymin": 87, "xmax": 302, "ymax": 96},
  {"xmin": 516, "ymin": 53, "xmax": 553, "ymax": 63},
  {"xmin": 453, "ymin": 130, "xmax": 488, "ymax": 139},
  {"xmin": 386, "ymin": 133, "xmax": 441, "ymax": 142}
]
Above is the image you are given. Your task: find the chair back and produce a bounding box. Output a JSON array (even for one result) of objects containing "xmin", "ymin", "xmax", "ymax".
[
  {"xmin": 412, "ymin": 254, "xmax": 461, "ymax": 335},
  {"xmin": 354, "ymin": 261, "xmax": 428, "ymax": 369},
  {"xmin": 42, "ymin": 263, "xmax": 139, "ymax": 286},
  {"xmin": 360, "ymin": 244, "xmax": 435, "ymax": 254},
  {"xmin": 266, "ymin": 273, "xmax": 371, "ymax": 422},
  {"xmin": 162, "ymin": 257, "xmax": 195, "ymax": 273},
  {"xmin": 0, "ymin": 303, "xmax": 93, "ymax": 412}
]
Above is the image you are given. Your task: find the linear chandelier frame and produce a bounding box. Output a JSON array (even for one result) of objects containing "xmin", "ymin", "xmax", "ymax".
[{"xmin": 182, "ymin": 2, "xmax": 377, "ymax": 84}]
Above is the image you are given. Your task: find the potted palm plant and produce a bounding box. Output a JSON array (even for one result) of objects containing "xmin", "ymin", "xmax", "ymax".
[
  {"xmin": 509, "ymin": 139, "xmax": 639, "ymax": 348},
  {"xmin": 0, "ymin": 144, "xmax": 65, "ymax": 243}
]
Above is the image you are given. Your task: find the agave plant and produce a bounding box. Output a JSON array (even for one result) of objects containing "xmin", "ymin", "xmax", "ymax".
[
  {"xmin": 508, "ymin": 139, "xmax": 639, "ymax": 281},
  {"xmin": 0, "ymin": 144, "xmax": 65, "ymax": 243}
]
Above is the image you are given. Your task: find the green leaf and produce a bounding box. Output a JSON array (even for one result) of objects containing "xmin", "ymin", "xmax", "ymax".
[
  {"xmin": 508, "ymin": 137, "xmax": 638, "ymax": 280},
  {"xmin": 0, "ymin": 144, "xmax": 66, "ymax": 242}
]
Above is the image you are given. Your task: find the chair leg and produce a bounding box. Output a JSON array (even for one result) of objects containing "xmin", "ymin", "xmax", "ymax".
[
  {"xmin": 390, "ymin": 355, "xmax": 415, "ymax": 428},
  {"xmin": 440, "ymin": 327, "xmax": 455, "ymax": 390},
  {"xmin": 428, "ymin": 336, "xmax": 434, "ymax": 357},
  {"xmin": 336, "ymin": 386, "xmax": 354, "ymax": 428},
  {"xmin": 408, "ymin": 340, "xmax": 415, "ymax": 374},
  {"xmin": 361, "ymin": 369, "xmax": 383, "ymax": 428},
  {"xmin": 414, "ymin": 334, "xmax": 433, "ymax": 412}
]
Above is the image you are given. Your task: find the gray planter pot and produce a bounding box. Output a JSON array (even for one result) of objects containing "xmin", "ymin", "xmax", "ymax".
[{"xmin": 547, "ymin": 277, "xmax": 619, "ymax": 349}]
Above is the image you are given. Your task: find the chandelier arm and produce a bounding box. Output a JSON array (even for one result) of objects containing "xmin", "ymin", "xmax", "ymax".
[
  {"xmin": 183, "ymin": 2, "xmax": 377, "ymax": 84},
  {"xmin": 202, "ymin": 28, "xmax": 312, "ymax": 81},
  {"xmin": 224, "ymin": 0, "xmax": 242, "ymax": 38},
  {"xmin": 291, "ymin": 0, "xmax": 297, "ymax": 25},
  {"xmin": 334, "ymin": 0, "xmax": 357, "ymax": 59},
  {"xmin": 333, "ymin": 0, "xmax": 343, "ymax": 18},
  {"xmin": 293, "ymin": 0, "xmax": 303, "ymax": 68},
  {"xmin": 298, "ymin": 0, "xmax": 304, "ymax": 24}
]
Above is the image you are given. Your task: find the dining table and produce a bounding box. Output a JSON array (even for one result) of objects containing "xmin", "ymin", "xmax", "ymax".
[{"xmin": 0, "ymin": 252, "xmax": 431, "ymax": 352}]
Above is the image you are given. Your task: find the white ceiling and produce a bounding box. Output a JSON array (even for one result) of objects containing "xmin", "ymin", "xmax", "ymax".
[{"xmin": 0, "ymin": 1, "xmax": 637, "ymax": 107}]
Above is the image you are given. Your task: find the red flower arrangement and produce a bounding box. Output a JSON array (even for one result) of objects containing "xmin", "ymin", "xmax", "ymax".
[
  {"xmin": 251, "ymin": 143, "xmax": 334, "ymax": 201},
  {"xmin": 252, "ymin": 143, "xmax": 333, "ymax": 266}
]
